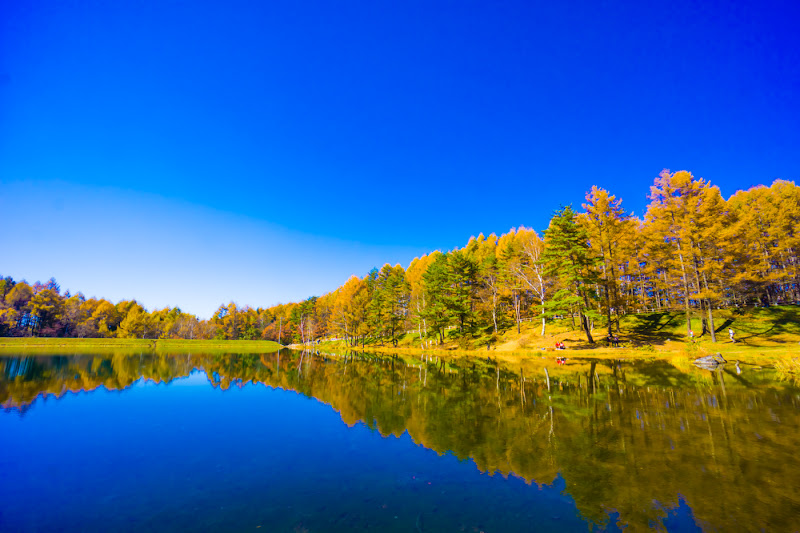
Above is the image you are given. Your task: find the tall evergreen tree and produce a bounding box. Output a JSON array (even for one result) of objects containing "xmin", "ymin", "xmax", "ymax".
[
  {"xmin": 446, "ymin": 249, "xmax": 479, "ymax": 336},
  {"xmin": 422, "ymin": 253, "xmax": 451, "ymax": 343},
  {"xmin": 543, "ymin": 206, "xmax": 600, "ymax": 343},
  {"xmin": 374, "ymin": 264, "xmax": 409, "ymax": 346}
]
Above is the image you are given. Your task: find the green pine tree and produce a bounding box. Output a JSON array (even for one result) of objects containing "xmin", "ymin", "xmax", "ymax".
[
  {"xmin": 542, "ymin": 206, "xmax": 601, "ymax": 343},
  {"xmin": 422, "ymin": 253, "xmax": 451, "ymax": 343}
]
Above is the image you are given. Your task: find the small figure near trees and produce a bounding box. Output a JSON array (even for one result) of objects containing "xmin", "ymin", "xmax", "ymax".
[
  {"xmin": 688, "ymin": 329, "xmax": 695, "ymax": 342},
  {"xmin": 728, "ymin": 328, "xmax": 736, "ymax": 343}
]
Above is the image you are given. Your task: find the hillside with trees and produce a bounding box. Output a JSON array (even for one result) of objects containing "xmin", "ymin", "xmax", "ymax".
[{"xmin": 2, "ymin": 170, "xmax": 798, "ymax": 345}]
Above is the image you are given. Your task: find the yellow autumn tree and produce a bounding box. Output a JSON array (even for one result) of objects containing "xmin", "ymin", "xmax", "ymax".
[{"xmin": 580, "ymin": 186, "xmax": 632, "ymax": 335}]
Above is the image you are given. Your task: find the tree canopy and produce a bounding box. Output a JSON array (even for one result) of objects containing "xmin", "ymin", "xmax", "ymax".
[{"xmin": 3, "ymin": 171, "xmax": 798, "ymax": 344}]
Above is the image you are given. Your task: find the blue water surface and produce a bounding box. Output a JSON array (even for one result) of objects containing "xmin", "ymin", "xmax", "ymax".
[{"xmin": 1, "ymin": 370, "xmax": 597, "ymax": 532}]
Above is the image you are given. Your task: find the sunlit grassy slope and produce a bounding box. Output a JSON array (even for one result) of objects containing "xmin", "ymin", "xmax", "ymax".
[{"xmin": 320, "ymin": 305, "xmax": 800, "ymax": 363}]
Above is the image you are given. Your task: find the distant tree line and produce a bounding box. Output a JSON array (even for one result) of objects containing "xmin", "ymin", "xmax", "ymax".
[{"xmin": 2, "ymin": 171, "xmax": 797, "ymax": 344}]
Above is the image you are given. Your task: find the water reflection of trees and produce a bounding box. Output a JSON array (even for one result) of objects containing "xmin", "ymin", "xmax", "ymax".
[{"xmin": 2, "ymin": 350, "xmax": 799, "ymax": 531}]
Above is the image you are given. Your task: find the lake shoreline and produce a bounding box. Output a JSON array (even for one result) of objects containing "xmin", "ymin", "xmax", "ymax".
[
  {"xmin": 311, "ymin": 339, "xmax": 800, "ymax": 366},
  {"xmin": 0, "ymin": 338, "xmax": 283, "ymax": 354},
  {"xmin": 308, "ymin": 306, "xmax": 800, "ymax": 365}
]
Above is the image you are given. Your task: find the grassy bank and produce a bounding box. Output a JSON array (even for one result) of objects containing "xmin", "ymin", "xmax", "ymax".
[
  {"xmin": 316, "ymin": 305, "xmax": 800, "ymax": 365},
  {"xmin": 0, "ymin": 338, "xmax": 283, "ymax": 354}
]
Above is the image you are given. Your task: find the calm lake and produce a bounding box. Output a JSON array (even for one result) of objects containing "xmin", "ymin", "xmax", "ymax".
[{"xmin": 2, "ymin": 350, "xmax": 799, "ymax": 532}]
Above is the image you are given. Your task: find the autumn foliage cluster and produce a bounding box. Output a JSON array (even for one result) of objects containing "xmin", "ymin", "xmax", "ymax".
[
  {"xmin": 2, "ymin": 171, "xmax": 798, "ymax": 344},
  {"xmin": 0, "ymin": 280, "xmax": 278, "ymax": 341},
  {"xmin": 273, "ymin": 170, "xmax": 799, "ymax": 345}
]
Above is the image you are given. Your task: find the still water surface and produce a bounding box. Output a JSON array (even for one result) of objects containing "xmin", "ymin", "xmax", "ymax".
[{"xmin": 2, "ymin": 350, "xmax": 799, "ymax": 531}]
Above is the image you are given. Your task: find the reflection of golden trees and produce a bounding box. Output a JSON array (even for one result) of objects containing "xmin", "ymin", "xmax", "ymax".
[
  {"xmin": 0, "ymin": 353, "xmax": 197, "ymax": 409},
  {"xmin": 2, "ymin": 351, "xmax": 800, "ymax": 530}
]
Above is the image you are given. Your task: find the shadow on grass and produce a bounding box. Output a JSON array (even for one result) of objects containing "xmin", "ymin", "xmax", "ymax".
[
  {"xmin": 715, "ymin": 318, "xmax": 734, "ymax": 333},
  {"xmin": 622, "ymin": 312, "xmax": 682, "ymax": 347},
  {"xmin": 547, "ymin": 315, "xmax": 678, "ymax": 351},
  {"xmin": 733, "ymin": 307, "xmax": 800, "ymax": 344},
  {"xmin": 606, "ymin": 307, "xmax": 800, "ymax": 348}
]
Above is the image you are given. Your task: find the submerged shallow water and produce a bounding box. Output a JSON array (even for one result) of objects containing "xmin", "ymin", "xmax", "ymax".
[{"xmin": 1, "ymin": 350, "xmax": 799, "ymax": 532}]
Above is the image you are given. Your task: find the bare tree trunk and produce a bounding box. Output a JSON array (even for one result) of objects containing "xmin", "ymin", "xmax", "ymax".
[
  {"xmin": 674, "ymin": 241, "xmax": 692, "ymax": 334},
  {"xmin": 701, "ymin": 271, "xmax": 717, "ymax": 343},
  {"xmin": 541, "ymin": 307, "xmax": 546, "ymax": 336},
  {"xmin": 691, "ymin": 256, "xmax": 710, "ymax": 336},
  {"xmin": 603, "ymin": 261, "xmax": 613, "ymax": 337},
  {"xmin": 610, "ymin": 263, "xmax": 622, "ymax": 333},
  {"xmin": 579, "ymin": 315, "xmax": 590, "ymax": 342},
  {"xmin": 491, "ymin": 286, "xmax": 498, "ymax": 334},
  {"xmin": 580, "ymin": 287, "xmax": 595, "ymax": 343}
]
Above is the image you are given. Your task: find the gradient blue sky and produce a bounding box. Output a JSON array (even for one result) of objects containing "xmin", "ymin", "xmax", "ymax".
[{"xmin": 2, "ymin": 0, "xmax": 798, "ymax": 317}]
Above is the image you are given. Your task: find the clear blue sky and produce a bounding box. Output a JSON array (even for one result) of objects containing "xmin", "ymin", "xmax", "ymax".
[{"xmin": 1, "ymin": 0, "xmax": 798, "ymax": 317}]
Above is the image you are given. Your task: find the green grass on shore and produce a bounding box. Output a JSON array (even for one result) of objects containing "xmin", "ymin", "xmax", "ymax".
[
  {"xmin": 3, "ymin": 306, "xmax": 798, "ymax": 366},
  {"xmin": 316, "ymin": 305, "xmax": 800, "ymax": 365},
  {"xmin": 0, "ymin": 337, "xmax": 283, "ymax": 354}
]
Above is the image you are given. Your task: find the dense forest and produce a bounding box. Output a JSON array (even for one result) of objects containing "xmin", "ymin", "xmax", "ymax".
[{"xmin": 2, "ymin": 170, "xmax": 798, "ymax": 344}]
